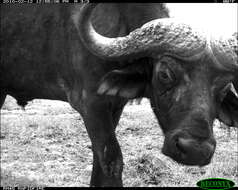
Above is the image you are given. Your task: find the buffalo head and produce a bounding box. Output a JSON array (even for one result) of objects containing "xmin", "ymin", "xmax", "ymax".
[{"xmin": 76, "ymin": 4, "xmax": 238, "ymax": 166}]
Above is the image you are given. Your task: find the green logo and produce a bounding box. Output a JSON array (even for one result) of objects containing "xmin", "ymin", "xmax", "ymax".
[{"xmin": 197, "ymin": 178, "xmax": 235, "ymax": 190}]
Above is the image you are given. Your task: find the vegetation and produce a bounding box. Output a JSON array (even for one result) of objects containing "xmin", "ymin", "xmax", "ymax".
[{"xmin": 1, "ymin": 96, "xmax": 237, "ymax": 187}]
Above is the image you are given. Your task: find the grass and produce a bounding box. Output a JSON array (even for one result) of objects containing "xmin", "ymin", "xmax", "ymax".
[{"xmin": 1, "ymin": 96, "xmax": 237, "ymax": 187}]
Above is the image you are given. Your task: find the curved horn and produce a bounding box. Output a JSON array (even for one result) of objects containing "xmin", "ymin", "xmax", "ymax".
[
  {"xmin": 76, "ymin": 3, "xmax": 207, "ymax": 61},
  {"xmin": 210, "ymin": 32, "xmax": 238, "ymax": 72}
]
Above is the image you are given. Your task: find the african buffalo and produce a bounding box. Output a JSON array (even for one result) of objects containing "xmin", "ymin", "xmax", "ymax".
[{"xmin": 0, "ymin": 3, "xmax": 237, "ymax": 187}]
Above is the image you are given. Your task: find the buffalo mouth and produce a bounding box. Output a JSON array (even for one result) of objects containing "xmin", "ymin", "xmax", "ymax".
[{"xmin": 162, "ymin": 131, "xmax": 216, "ymax": 166}]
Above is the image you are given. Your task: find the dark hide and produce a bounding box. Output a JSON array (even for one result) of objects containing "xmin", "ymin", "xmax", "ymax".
[
  {"xmin": 1, "ymin": 3, "xmax": 236, "ymax": 187},
  {"xmin": 0, "ymin": 4, "xmax": 169, "ymax": 187}
]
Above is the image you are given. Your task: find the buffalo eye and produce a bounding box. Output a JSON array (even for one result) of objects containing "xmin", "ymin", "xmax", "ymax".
[
  {"xmin": 155, "ymin": 56, "xmax": 178, "ymax": 87},
  {"xmin": 158, "ymin": 68, "xmax": 175, "ymax": 84}
]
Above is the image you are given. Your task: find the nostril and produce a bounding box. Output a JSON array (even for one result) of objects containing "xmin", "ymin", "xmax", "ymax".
[
  {"xmin": 200, "ymin": 143, "xmax": 215, "ymax": 165},
  {"xmin": 203, "ymin": 142, "xmax": 215, "ymax": 159},
  {"xmin": 176, "ymin": 137, "xmax": 198, "ymax": 154},
  {"xmin": 175, "ymin": 137, "xmax": 188, "ymax": 154},
  {"xmin": 169, "ymin": 133, "xmax": 216, "ymax": 165}
]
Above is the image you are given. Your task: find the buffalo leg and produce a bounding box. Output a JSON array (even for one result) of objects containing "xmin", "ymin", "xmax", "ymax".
[
  {"xmin": 90, "ymin": 103, "xmax": 126, "ymax": 187},
  {"xmin": 90, "ymin": 134, "xmax": 123, "ymax": 187},
  {"xmin": 82, "ymin": 99, "xmax": 125, "ymax": 187},
  {"xmin": 67, "ymin": 86, "xmax": 126, "ymax": 187}
]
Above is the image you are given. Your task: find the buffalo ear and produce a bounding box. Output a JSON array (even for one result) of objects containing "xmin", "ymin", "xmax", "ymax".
[
  {"xmin": 218, "ymin": 90, "xmax": 238, "ymax": 128},
  {"xmin": 97, "ymin": 69, "xmax": 148, "ymax": 99}
]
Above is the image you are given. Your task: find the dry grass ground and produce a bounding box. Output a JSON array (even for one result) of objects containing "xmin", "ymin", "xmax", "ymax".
[{"xmin": 1, "ymin": 96, "xmax": 237, "ymax": 187}]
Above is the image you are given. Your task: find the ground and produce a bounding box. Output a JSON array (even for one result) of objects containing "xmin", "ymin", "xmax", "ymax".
[{"xmin": 1, "ymin": 96, "xmax": 237, "ymax": 187}]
